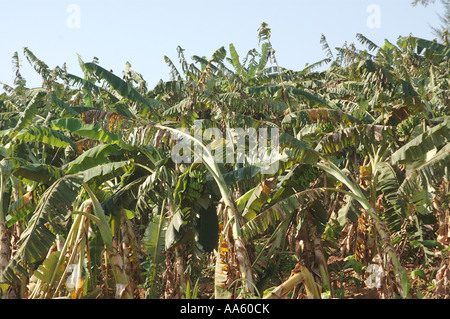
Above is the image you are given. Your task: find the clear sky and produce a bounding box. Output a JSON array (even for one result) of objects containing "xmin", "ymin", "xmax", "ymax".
[{"xmin": 0, "ymin": 0, "xmax": 446, "ymax": 90}]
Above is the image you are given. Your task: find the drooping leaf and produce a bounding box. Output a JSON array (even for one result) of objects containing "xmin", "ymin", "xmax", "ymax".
[
  {"xmin": 165, "ymin": 207, "xmax": 192, "ymax": 250},
  {"xmin": 49, "ymin": 93, "xmax": 79, "ymax": 117},
  {"xmin": 320, "ymin": 124, "xmax": 394, "ymax": 154},
  {"xmin": 52, "ymin": 117, "xmax": 135, "ymax": 150},
  {"xmin": 337, "ymin": 194, "xmax": 360, "ymax": 225},
  {"xmin": 164, "ymin": 56, "xmax": 182, "ymax": 81},
  {"xmin": 143, "ymin": 218, "xmax": 167, "ymax": 255},
  {"xmin": 65, "ymin": 143, "xmax": 123, "ymax": 175},
  {"xmin": 356, "ymin": 33, "xmax": 379, "ymax": 52},
  {"xmin": 398, "ymin": 143, "xmax": 450, "ymax": 196},
  {"xmin": 320, "ymin": 34, "xmax": 334, "ymax": 59},
  {"xmin": 82, "ymin": 183, "xmax": 113, "ymax": 250},
  {"xmin": 83, "ymin": 62, "xmax": 162, "ymax": 120},
  {"xmin": 31, "ymin": 251, "xmax": 64, "ymax": 284},
  {"xmin": 398, "ymin": 36, "xmax": 450, "ymax": 64},
  {"xmin": 239, "ymin": 178, "xmax": 276, "ymax": 221},
  {"xmin": 282, "ymin": 108, "xmax": 360, "ymax": 129},
  {"xmin": 391, "ymin": 121, "xmax": 450, "ymax": 165},
  {"xmin": 14, "ymin": 125, "xmax": 76, "ymax": 149},
  {"xmin": 279, "ymin": 132, "xmax": 320, "ymax": 164},
  {"xmin": 0, "ymin": 176, "xmax": 81, "ymax": 284},
  {"xmin": 245, "ymin": 85, "xmax": 331, "ymax": 107},
  {"xmin": 13, "ymin": 163, "xmax": 64, "ymax": 184},
  {"xmin": 241, "ymin": 188, "xmax": 325, "ymax": 241},
  {"xmin": 6, "ymin": 185, "xmax": 46, "ymax": 227},
  {"xmin": 10, "ymin": 90, "xmax": 44, "ymax": 139},
  {"xmin": 23, "ymin": 48, "xmax": 50, "ymax": 83},
  {"xmin": 79, "ymin": 160, "xmax": 131, "ymax": 183}
]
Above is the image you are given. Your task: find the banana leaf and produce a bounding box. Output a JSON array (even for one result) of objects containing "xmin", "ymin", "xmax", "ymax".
[
  {"xmin": 83, "ymin": 63, "xmax": 162, "ymax": 120},
  {"xmin": 13, "ymin": 163, "xmax": 64, "ymax": 184},
  {"xmin": 65, "ymin": 144, "xmax": 123, "ymax": 175},
  {"xmin": 0, "ymin": 176, "xmax": 81, "ymax": 284},
  {"xmin": 52, "ymin": 117, "xmax": 135, "ymax": 151},
  {"xmin": 391, "ymin": 120, "xmax": 450, "ymax": 165},
  {"xmin": 14, "ymin": 125, "xmax": 76, "ymax": 149},
  {"xmin": 282, "ymin": 108, "xmax": 360, "ymax": 129},
  {"xmin": 398, "ymin": 143, "xmax": 450, "ymax": 196}
]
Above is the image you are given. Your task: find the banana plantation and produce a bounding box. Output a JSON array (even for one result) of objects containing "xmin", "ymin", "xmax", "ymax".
[{"xmin": 0, "ymin": 23, "xmax": 449, "ymax": 299}]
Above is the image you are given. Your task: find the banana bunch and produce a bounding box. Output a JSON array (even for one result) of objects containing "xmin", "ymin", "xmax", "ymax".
[
  {"xmin": 185, "ymin": 169, "xmax": 207, "ymax": 201},
  {"xmin": 279, "ymin": 252, "xmax": 298, "ymax": 274},
  {"xmin": 64, "ymin": 145, "xmax": 76, "ymax": 162},
  {"xmin": 297, "ymin": 165, "xmax": 321, "ymax": 190},
  {"xmin": 397, "ymin": 115, "xmax": 421, "ymax": 140},
  {"xmin": 318, "ymin": 121, "xmax": 335, "ymax": 133}
]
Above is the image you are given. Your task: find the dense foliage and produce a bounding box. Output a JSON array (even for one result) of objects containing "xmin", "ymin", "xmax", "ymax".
[{"xmin": 0, "ymin": 23, "xmax": 449, "ymax": 299}]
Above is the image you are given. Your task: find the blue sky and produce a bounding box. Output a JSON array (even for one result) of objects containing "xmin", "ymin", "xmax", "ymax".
[{"xmin": 0, "ymin": 0, "xmax": 446, "ymax": 90}]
